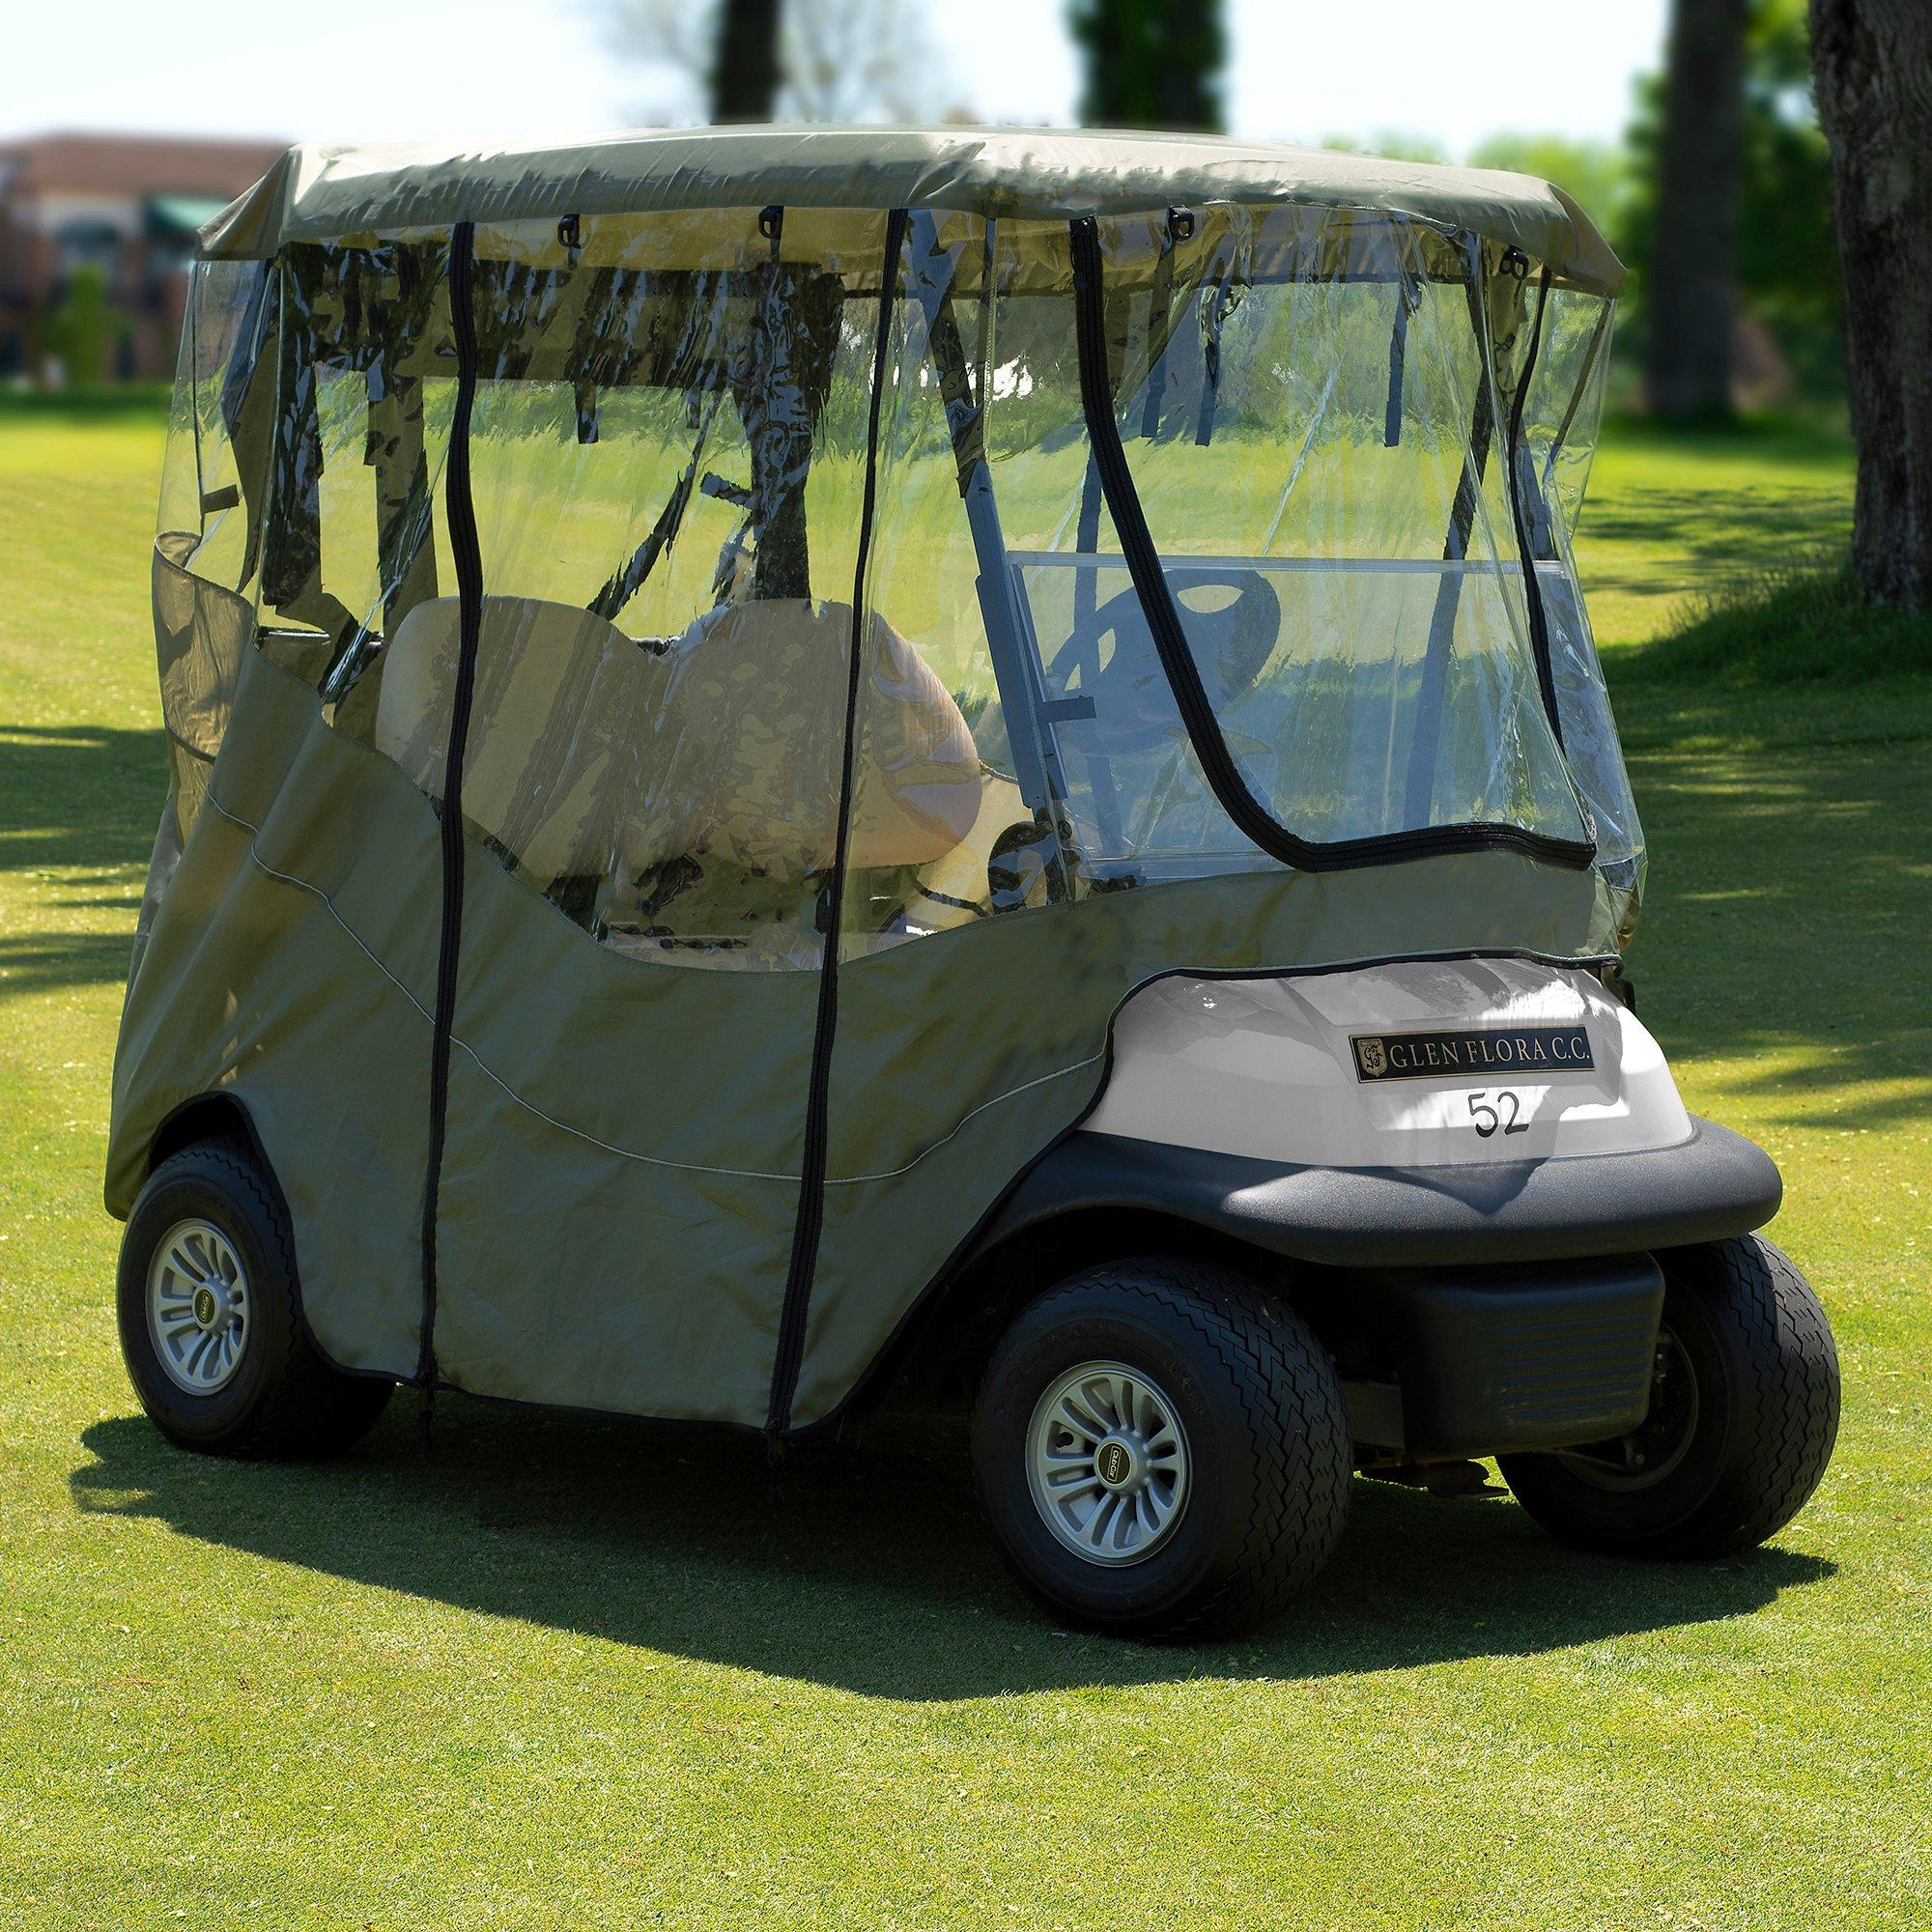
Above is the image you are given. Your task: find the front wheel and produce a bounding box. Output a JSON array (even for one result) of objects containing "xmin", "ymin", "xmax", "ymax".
[
  {"xmin": 117, "ymin": 1137, "xmax": 394, "ymax": 1458},
  {"xmin": 1499, "ymin": 1234, "xmax": 1838, "ymax": 1559},
  {"xmin": 972, "ymin": 1257, "xmax": 1351, "ymax": 1641}
]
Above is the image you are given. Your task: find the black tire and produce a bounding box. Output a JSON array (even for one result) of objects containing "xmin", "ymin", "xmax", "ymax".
[
  {"xmin": 1499, "ymin": 1234, "xmax": 1838, "ymax": 1559},
  {"xmin": 116, "ymin": 1137, "xmax": 394, "ymax": 1458},
  {"xmin": 972, "ymin": 1257, "xmax": 1350, "ymax": 1641}
]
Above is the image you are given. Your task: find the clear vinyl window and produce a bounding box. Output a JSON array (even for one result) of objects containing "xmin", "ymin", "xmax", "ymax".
[
  {"xmin": 153, "ymin": 258, "xmax": 276, "ymax": 841},
  {"xmin": 221, "ymin": 200, "xmax": 1631, "ymax": 973},
  {"xmin": 1515, "ymin": 286, "xmax": 1644, "ymax": 917},
  {"xmin": 990, "ymin": 209, "xmax": 1592, "ymax": 873}
]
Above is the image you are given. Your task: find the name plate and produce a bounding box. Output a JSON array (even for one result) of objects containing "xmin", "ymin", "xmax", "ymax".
[{"xmin": 1350, "ymin": 1026, "xmax": 1594, "ymax": 1083}]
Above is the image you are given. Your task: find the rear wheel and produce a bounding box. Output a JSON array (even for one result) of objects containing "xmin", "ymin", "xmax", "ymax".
[
  {"xmin": 117, "ymin": 1137, "xmax": 393, "ymax": 1457},
  {"xmin": 1499, "ymin": 1234, "xmax": 1838, "ymax": 1558},
  {"xmin": 972, "ymin": 1257, "xmax": 1350, "ymax": 1641}
]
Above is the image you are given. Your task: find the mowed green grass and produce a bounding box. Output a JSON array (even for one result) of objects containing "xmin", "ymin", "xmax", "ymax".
[{"xmin": 2, "ymin": 402, "xmax": 1928, "ymax": 1930}]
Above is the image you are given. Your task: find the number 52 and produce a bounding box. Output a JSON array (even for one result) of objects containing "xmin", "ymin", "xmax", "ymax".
[{"xmin": 1469, "ymin": 1089, "xmax": 1529, "ymax": 1138}]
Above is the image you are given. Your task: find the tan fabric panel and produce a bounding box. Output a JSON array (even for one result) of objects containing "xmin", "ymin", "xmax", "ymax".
[
  {"xmin": 199, "ymin": 128, "xmax": 1624, "ymax": 295},
  {"xmin": 108, "ymin": 653, "xmax": 442, "ymax": 1376},
  {"xmin": 110, "ymin": 651, "xmax": 820, "ymax": 1419},
  {"xmin": 793, "ymin": 851, "xmax": 1621, "ymax": 1425}
]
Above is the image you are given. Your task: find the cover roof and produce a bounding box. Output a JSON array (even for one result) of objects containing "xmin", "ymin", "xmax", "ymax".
[{"xmin": 200, "ymin": 125, "xmax": 1626, "ymax": 294}]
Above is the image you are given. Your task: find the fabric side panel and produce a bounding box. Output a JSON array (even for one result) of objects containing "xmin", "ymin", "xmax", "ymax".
[
  {"xmin": 107, "ymin": 654, "xmax": 440, "ymax": 1376},
  {"xmin": 431, "ymin": 847, "xmax": 819, "ymax": 1426},
  {"xmin": 794, "ymin": 850, "xmax": 1616, "ymax": 1423}
]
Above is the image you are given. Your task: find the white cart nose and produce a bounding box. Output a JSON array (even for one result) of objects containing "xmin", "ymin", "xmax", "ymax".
[{"xmin": 1085, "ymin": 957, "xmax": 1692, "ymax": 1171}]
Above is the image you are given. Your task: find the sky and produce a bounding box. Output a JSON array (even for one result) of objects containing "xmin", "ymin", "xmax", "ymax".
[{"xmin": 0, "ymin": 0, "xmax": 1670, "ymax": 159}]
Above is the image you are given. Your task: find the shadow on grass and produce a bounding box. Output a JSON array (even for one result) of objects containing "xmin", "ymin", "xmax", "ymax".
[
  {"xmin": 1605, "ymin": 666, "xmax": 1932, "ymax": 1133},
  {"xmin": 71, "ymin": 1403, "xmax": 1833, "ymax": 1701},
  {"xmin": 0, "ymin": 724, "xmax": 161, "ymax": 873},
  {"xmin": 1583, "ymin": 489, "xmax": 1850, "ymax": 590},
  {"xmin": 0, "ymin": 724, "xmax": 159, "ymax": 1005},
  {"xmin": 0, "ymin": 931, "xmax": 138, "ymax": 1003}
]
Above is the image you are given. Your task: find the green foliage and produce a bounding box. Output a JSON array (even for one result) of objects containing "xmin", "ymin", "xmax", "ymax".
[
  {"xmin": 1067, "ymin": 0, "xmax": 1225, "ymax": 131},
  {"xmin": 1622, "ymin": 0, "xmax": 1842, "ymax": 403},
  {"xmin": 42, "ymin": 266, "xmax": 129, "ymax": 388},
  {"xmin": 1319, "ymin": 132, "xmax": 1450, "ymax": 166}
]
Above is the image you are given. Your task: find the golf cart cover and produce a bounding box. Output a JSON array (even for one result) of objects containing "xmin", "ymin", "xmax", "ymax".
[{"xmin": 111, "ymin": 128, "xmax": 1638, "ymax": 1431}]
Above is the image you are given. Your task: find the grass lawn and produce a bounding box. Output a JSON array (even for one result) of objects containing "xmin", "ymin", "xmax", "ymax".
[{"xmin": 2, "ymin": 401, "xmax": 1927, "ymax": 1929}]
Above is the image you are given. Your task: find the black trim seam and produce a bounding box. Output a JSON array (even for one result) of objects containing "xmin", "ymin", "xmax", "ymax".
[
  {"xmin": 417, "ymin": 221, "xmax": 483, "ymax": 1411},
  {"xmin": 766, "ymin": 205, "xmax": 911, "ymax": 1438},
  {"xmin": 1065, "ymin": 215, "xmax": 1595, "ymax": 876}
]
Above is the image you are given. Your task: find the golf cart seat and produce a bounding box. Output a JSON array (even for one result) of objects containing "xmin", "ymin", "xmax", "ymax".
[
  {"xmin": 375, "ymin": 595, "xmax": 652, "ymax": 887},
  {"xmin": 375, "ymin": 593, "xmax": 985, "ymax": 935},
  {"xmin": 623, "ymin": 597, "xmax": 983, "ymax": 879}
]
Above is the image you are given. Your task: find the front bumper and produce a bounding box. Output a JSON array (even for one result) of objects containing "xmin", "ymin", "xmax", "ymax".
[{"xmin": 987, "ymin": 1116, "xmax": 1780, "ymax": 1270}]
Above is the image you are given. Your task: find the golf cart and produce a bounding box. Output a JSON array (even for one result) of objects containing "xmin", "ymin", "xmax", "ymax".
[{"xmin": 108, "ymin": 128, "xmax": 1839, "ymax": 1640}]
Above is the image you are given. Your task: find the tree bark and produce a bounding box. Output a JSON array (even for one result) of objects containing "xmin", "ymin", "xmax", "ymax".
[
  {"xmin": 1810, "ymin": 0, "xmax": 1932, "ymax": 611},
  {"xmin": 710, "ymin": 0, "xmax": 781, "ymax": 123},
  {"xmin": 1646, "ymin": 0, "xmax": 1750, "ymax": 419}
]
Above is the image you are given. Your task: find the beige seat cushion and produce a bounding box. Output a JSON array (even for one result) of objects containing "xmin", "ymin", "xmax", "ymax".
[
  {"xmin": 624, "ymin": 598, "xmax": 982, "ymax": 878},
  {"xmin": 377, "ymin": 593, "xmax": 983, "ymax": 899},
  {"xmin": 376, "ymin": 595, "xmax": 652, "ymax": 887}
]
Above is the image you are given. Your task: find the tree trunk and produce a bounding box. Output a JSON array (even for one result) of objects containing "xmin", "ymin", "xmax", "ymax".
[
  {"xmin": 710, "ymin": 0, "xmax": 781, "ymax": 123},
  {"xmin": 1646, "ymin": 0, "xmax": 1749, "ymax": 419},
  {"xmin": 1810, "ymin": 0, "xmax": 1932, "ymax": 611},
  {"xmin": 1068, "ymin": 0, "xmax": 1225, "ymax": 131}
]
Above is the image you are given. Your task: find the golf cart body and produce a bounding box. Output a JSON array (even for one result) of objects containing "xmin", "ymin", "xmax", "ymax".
[{"xmin": 108, "ymin": 131, "xmax": 1832, "ymax": 1631}]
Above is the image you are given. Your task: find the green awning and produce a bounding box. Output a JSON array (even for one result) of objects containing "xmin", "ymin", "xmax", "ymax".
[{"xmin": 149, "ymin": 194, "xmax": 231, "ymax": 237}]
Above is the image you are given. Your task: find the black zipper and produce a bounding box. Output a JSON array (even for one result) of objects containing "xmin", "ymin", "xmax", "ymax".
[
  {"xmin": 765, "ymin": 205, "xmax": 910, "ymax": 1440},
  {"xmin": 1065, "ymin": 214, "xmax": 1595, "ymax": 876},
  {"xmin": 416, "ymin": 220, "xmax": 483, "ymax": 1408}
]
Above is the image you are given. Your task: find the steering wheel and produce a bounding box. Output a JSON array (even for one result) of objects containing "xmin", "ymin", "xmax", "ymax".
[{"xmin": 1050, "ymin": 569, "xmax": 1280, "ymax": 756}]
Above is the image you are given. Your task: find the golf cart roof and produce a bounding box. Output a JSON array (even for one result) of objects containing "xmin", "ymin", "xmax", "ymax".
[{"xmin": 199, "ymin": 125, "xmax": 1625, "ymax": 295}]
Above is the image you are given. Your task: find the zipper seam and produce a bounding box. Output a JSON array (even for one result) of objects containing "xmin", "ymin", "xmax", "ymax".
[
  {"xmin": 766, "ymin": 205, "xmax": 911, "ymax": 1438},
  {"xmin": 416, "ymin": 221, "xmax": 481, "ymax": 1399}
]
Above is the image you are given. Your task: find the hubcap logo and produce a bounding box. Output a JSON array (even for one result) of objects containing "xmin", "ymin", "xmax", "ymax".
[
  {"xmin": 1096, "ymin": 1439, "xmax": 1132, "ymax": 1489},
  {"xmin": 192, "ymin": 1286, "xmax": 218, "ymax": 1327}
]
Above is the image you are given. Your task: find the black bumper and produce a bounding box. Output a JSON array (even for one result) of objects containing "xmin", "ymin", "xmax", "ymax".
[
  {"xmin": 983, "ymin": 1117, "xmax": 1780, "ymax": 1270},
  {"xmin": 1341, "ymin": 1254, "xmax": 1666, "ymax": 1457}
]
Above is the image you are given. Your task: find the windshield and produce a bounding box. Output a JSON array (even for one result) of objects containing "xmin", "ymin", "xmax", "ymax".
[{"xmin": 932, "ymin": 205, "xmax": 1639, "ymax": 901}]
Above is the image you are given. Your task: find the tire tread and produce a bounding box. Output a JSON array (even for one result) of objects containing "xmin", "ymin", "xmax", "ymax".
[{"xmin": 986, "ymin": 1258, "xmax": 1350, "ymax": 1640}]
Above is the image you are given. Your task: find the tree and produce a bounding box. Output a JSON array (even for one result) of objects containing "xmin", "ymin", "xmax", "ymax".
[
  {"xmin": 709, "ymin": 0, "xmax": 781, "ymax": 122},
  {"xmin": 1625, "ymin": 1, "xmax": 1843, "ymax": 408},
  {"xmin": 1468, "ymin": 134, "xmax": 1630, "ymax": 245},
  {"xmin": 1069, "ymin": 0, "xmax": 1225, "ymax": 132},
  {"xmin": 1646, "ymin": 0, "xmax": 1751, "ymax": 420},
  {"xmin": 1810, "ymin": 0, "xmax": 1932, "ymax": 611},
  {"xmin": 602, "ymin": 0, "xmax": 946, "ymax": 124},
  {"xmin": 43, "ymin": 266, "xmax": 128, "ymax": 388}
]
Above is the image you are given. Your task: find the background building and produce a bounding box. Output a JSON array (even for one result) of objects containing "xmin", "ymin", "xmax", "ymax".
[{"xmin": 0, "ymin": 131, "xmax": 282, "ymax": 382}]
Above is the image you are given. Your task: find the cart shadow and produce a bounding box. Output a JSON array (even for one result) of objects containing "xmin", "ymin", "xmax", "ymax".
[{"xmin": 71, "ymin": 1402, "xmax": 1833, "ymax": 1701}]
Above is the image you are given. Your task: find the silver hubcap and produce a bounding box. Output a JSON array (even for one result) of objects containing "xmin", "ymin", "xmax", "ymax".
[
  {"xmin": 147, "ymin": 1218, "xmax": 250, "ymax": 1394},
  {"xmin": 1026, "ymin": 1360, "xmax": 1191, "ymax": 1567}
]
